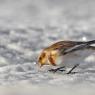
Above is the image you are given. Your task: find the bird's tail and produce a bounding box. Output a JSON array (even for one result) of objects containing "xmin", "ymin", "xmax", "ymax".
[{"xmin": 86, "ymin": 40, "xmax": 95, "ymax": 45}]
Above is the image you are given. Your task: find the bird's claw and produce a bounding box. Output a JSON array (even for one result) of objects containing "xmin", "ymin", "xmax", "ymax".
[
  {"xmin": 66, "ymin": 71, "xmax": 78, "ymax": 74},
  {"xmin": 66, "ymin": 64, "xmax": 79, "ymax": 74},
  {"xmin": 48, "ymin": 66, "xmax": 65, "ymax": 73},
  {"xmin": 48, "ymin": 69, "xmax": 58, "ymax": 73}
]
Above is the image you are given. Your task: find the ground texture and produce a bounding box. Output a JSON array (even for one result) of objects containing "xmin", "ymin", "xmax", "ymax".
[{"xmin": 0, "ymin": 0, "xmax": 95, "ymax": 95}]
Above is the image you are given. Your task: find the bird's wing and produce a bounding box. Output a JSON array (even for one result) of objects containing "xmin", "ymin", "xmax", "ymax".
[
  {"xmin": 49, "ymin": 41, "xmax": 84, "ymax": 50},
  {"xmin": 61, "ymin": 44, "xmax": 95, "ymax": 55},
  {"xmin": 46, "ymin": 40, "xmax": 95, "ymax": 54},
  {"xmin": 58, "ymin": 40, "xmax": 95, "ymax": 50}
]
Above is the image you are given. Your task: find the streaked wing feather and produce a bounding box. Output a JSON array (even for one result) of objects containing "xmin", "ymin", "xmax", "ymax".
[
  {"xmin": 48, "ymin": 41, "xmax": 84, "ymax": 50},
  {"xmin": 61, "ymin": 45, "xmax": 95, "ymax": 55}
]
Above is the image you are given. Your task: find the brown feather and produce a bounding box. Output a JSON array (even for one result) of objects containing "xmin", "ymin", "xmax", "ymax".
[{"xmin": 45, "ymin": 41, "xmax": 84, "ymax": 50}]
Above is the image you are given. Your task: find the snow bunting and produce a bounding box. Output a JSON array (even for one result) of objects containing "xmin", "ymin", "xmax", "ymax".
[{"xmin": 38, "ymin": 40, "xmax": 95, "ymax": 74}]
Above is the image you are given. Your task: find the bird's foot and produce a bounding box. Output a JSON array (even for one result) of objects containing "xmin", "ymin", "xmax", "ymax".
[
  {"xmin": 66, "ymin": 71, "xmax": 78, "ymax": 74},
  {"xmin": 48, "ymin": 66, "xmax": 65, "ymax": 73},
  {"xmin": 66, "ymin": 64, "xmax": 79, "ymax": 74}
]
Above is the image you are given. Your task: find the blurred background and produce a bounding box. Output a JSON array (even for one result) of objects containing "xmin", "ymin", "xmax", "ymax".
[{"xmin": 0, "ymin": 0, "xmax": 95, "ymax": 95}]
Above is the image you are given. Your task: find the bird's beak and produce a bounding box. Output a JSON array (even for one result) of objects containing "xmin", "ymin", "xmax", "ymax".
[
  {"xmin": 36, "ymin": 58, "xmax": 42, "ymax": 68},
  {"xmin": 37, "ymin": 62, "xmax": 44, "ymax": 68},
  {"xmin": 40, "ymin": 64, "xmax": 43, "ymax": 68}
]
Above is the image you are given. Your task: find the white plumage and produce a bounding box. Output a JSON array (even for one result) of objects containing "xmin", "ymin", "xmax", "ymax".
[{"xmin": 56, "ymin": 49, "xmax": 95, "ymax": 68}]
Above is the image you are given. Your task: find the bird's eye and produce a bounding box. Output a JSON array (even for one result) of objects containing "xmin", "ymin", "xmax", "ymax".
[
  {"xmin": 38, "ymin": 52, "xmax": 47, "ymax": 62},
  {"xmin": 39, "ymin": 57, "xmax": 42, "ymax": 60}
]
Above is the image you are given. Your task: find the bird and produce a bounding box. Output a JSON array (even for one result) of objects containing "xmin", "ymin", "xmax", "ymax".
[{"xmin": 37, "ymin": 40, "xmax": 95, "ymax": 74}]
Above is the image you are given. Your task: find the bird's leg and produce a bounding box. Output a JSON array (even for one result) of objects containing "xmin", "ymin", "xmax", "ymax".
[
  {"xmin": 48, "ymin": 66, "xmax": 65, "ymax": 73},
  {"xmin": 66, "ymin": 64, "xmax": 79, "ymax": 74}
]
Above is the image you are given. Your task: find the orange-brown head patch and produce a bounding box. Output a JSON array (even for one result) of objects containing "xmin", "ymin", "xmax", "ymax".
[{"xmin": 38, "ymin": 50, "xmax": 48, "ymax": 67}]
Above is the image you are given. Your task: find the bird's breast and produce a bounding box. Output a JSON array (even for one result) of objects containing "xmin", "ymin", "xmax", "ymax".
[{"xmin": 55, "ymin": 49, "xmax": 95, "ymax": 67}]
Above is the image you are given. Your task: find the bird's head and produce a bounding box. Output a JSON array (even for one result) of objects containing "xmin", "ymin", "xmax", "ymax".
[
  {"xmin": 38, "ymin": 50, "xmax": 49, "ymax": 67},
  {"xmin": 38, "ymin": 48, "xmax": 60, "ymax": 67}
]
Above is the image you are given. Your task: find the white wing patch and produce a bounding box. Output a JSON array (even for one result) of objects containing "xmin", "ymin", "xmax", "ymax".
[{"xmin": 56, "ymin": 49, "xmax": 95, "ymax": 67}]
